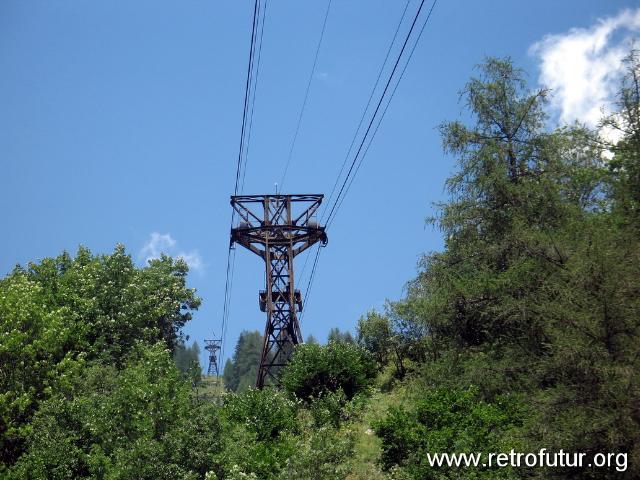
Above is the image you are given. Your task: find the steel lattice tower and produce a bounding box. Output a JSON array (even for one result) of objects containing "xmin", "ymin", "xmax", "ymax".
[
  {"xmin": 204, "ymin": 337, "xmax": 222, "ymax": 378},
  {"xmin": 230, "ymin": 194, "xmax": 327, "ymax": 388}
]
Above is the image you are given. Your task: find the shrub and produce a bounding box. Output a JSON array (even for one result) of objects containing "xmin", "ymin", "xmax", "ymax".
[
  {"xmin": 282, "ymin": 342, "xmax": 377, "ymax": 402},
  {"xmin": 309, "ymin": 389, "xmax": 348, "ymax": 428},
  {"xmin": 281, "ymin": 426, "xmax": 355, "ymax": 480},
  {"xmin": 219, "ymin": 389, "xmax": 299, "ymax": 479},
  {"xmin": 222, "ymin": 388, "xmax": 299, "ymax": 441},
  {"xmin": 373, "ymin": 386, "xmax": 523, "ymax": 479}
]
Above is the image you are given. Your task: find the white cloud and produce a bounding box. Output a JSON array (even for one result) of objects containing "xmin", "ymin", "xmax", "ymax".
[
  {"xmin": 139, "ymin": 232, "xmax": 176, "ymax": 261},
  {"xmin": 530, "ymin": 8, "xmax": 640, "ymax": 139},
  {"xmin": 139, "ymin": 232, "xmax": 204, "ymax": 272},
  {"xmin": 176, "ymin": 250, "xmax": 204, "ymax": 272}
]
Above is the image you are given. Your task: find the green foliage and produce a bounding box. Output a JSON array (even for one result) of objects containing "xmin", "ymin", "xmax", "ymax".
[
  {"xmin": 223, "ymin": 388, "xmax": 298, "ymax": 441},
  {"xmin": 282, "ymin": 342, "xmax": 377, "ymax": 402},
  {"xmin": 427, "ymin": 57, "xmax": 589, "ymax": 351},
  {"xmin": 166, "ymin": 401, "xmax": 226, "ymax": 479},
  {"xmin": 308, "ymin": 389, "xmax": 370, "ymax": 430},
  {"xmin": 603, "ymin": 50, "xmax": 640, "ymax": 230},
  {"xmin": 358, "ymin": 308, "xmax": 428, "ymax": 379},
  {"xmin": 9, "ymin": 343, "xmax": 200, "ymax": 479},
  {"xmin": 223, "ymin": 330, "xmax": 263, "ymax": 392},
  {"xmin": 528, "ymin": 213, "xmax": 640, "ymax": 475},
  {"xmin": 309, "ymin": 389, "xmax": 348, "ymax": 428},
  {"xmin": 25, "ymin": 245, "xmax": 200, "ymax": 360},
  {"xmin": 218, "ymin": 388, "xmax": 300, "ymax": 479},
  {"xmin": 374, "ymin": 387, "xmax": 522, "ymax": 479},
  {"xmin": 281, "ymin": 426, "xmax": 355, "ymax": 480},
  {"xmin": 0, "ymin": 273, "xmax": 76, "ymax": 465},
  {"xmin": 403, "ymin": 55, "xmax": 607, "ymax": 367},
  {"xmin": 357, "ymin": 311, "xmax": 393, "ymax": 368},
  {"xmin": 383, "ymin": 55, "xmax": 640, "ymax": 478},
  {"xmin": 217, "ymin": 424, "xmax": 296, "ymax": 479},
  {"xmin": 0, "ymin": 245, "xmax": 200, "ymax": 468},
  {"xmin": 0, "ymin": 246, "xmax": 361, "ymax": 479}
]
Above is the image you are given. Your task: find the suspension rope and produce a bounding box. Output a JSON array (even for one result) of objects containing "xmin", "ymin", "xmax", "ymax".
[
  {"xmin": 304, "ymin": 0, "xmax": 439, "ymax": 317},
  {"xmin": 219, "ymin": 0, "xmax": 264, "ymax": 370},
  {"xmin": 323, "ymin": 0, "xmax": 438, "ymax": 228},
  {"xmin": 279, "ymin": 0, "xmax": 333, "ymax": 190}
]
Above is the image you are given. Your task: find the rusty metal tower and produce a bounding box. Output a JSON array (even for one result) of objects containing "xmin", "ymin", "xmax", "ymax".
[
  {"xmin": 230, "ymin": 194, "xmax": 327, "ymax": 388},
  {"xmin": 204, "ymin": 337, "xmax": 222, "ymax": 378}
]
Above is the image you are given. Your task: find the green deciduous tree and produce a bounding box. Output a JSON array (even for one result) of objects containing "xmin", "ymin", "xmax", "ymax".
[
  {"xmin": 0, "ymin": 245, "xmax": 201, "ymax": 469},
  {"xmin": 282, "ymin": 342, "xmax": 376, "ymax": 402},
  {"xmin": 0, "ymin": 273, "xmax": 75, "ymax": 466},
  {"xmin": 22, "ymin": 245, "xmax": 200, "ymax": 360},
  {"xmin": 9, "ymin": 343, "xmax": 203, "ymax": 480},
  {"xmin": 357, "ymin": 311, "xmax": 393, "ymax": 368}
]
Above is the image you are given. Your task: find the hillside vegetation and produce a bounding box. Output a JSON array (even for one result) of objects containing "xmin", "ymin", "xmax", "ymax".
[{"xmin": 1, "ymin": 55, "xmax": 639, "ymax": 479}]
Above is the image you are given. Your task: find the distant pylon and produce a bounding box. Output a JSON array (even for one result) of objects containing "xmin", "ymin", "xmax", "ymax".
[
  {"xmin": 230, "ymin": 194, "xmax": 328, "ymax": 388},
  {"xmin": 204, "ymin": 336, "xmax": 222, "ymax": 378}
]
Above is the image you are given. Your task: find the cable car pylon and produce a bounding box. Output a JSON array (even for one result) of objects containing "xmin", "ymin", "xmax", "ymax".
[
  {"xmin": 204, "ymin": 336, "xmax": 222, "ymax": 379},
  {"xmin": 230, "ymin": 194, "xmax": 327, "ymax": 388}
]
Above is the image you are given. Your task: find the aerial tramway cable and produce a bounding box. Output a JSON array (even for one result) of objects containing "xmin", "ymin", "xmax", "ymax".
[
  {"xmin": 279, "ymin": 0, "xmax": 333, "ymax": 191},
  {"xmin": 220, "ymin": 0, "xmax": 438, "ymax": 357},
  {"xmin": 327, "ymin": 0, "xmax": 439, "ymax": 230},
  {"xmin": 320, "ymin": 0, "xmax": 411, "ymax": 224},
  {"xmin": 219, "ymin": 0, "xmax": 265, "ymax": 368},
  {"xmin": 323, "ymin": 0, "xmax": 436, "ymax": 227},
  {"xmin": 303, "ymin": 0, "xmax": 439, "ymax": 316},
  {"xmin": 299, "ymin": 0, "xmax": 412, "ymax": 316},
  {"xmin": 241, "ymin": 0, "xmax": 268, "ymax": 194}
]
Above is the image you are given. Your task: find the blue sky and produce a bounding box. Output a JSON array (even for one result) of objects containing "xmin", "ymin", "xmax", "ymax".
[{"xmin": 1, "ymin": 0, "xmax": 637, "ymax": 367}]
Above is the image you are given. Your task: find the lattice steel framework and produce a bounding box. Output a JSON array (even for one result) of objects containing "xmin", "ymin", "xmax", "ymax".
[
  {"xmin": 230, "ymin": 194, "xmax": 328, "ymax": 388},
  {"xmin": 204, "ymin": 337, "xmax": 222, "ymax": 378}
]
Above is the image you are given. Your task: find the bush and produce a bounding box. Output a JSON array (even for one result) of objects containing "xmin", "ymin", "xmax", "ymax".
[
  {"xmin": 220, "ymin": 388, "xmax": 300, "ymax": 479},
  {"xmin": 217, "ymin": 424, "xmax": 296, "ymax": 480},
  {"xmin": 8, "ymin": 344, "xmax": 203, "ymax": 479},
  {"xmin": 281, "ymin": 342, "xmax": 377, "ymax": 402},
  {"xmin": 309, "ymin": 389, "xmax": 347, "ymax": 428},
  {"xmin": 222, "ymin": 388, "xmax": 299, "ymax": 441},
  {"xmin": 0, "ymin": 246, "xmax": 201, "ymax": 468},
  {"xmin": 280, "ymin": 426, "xmax": 355, "ymax": 480},
  {"xmin": 373, "ymin": 386, "xmax": 523, "ymax": 479}
]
